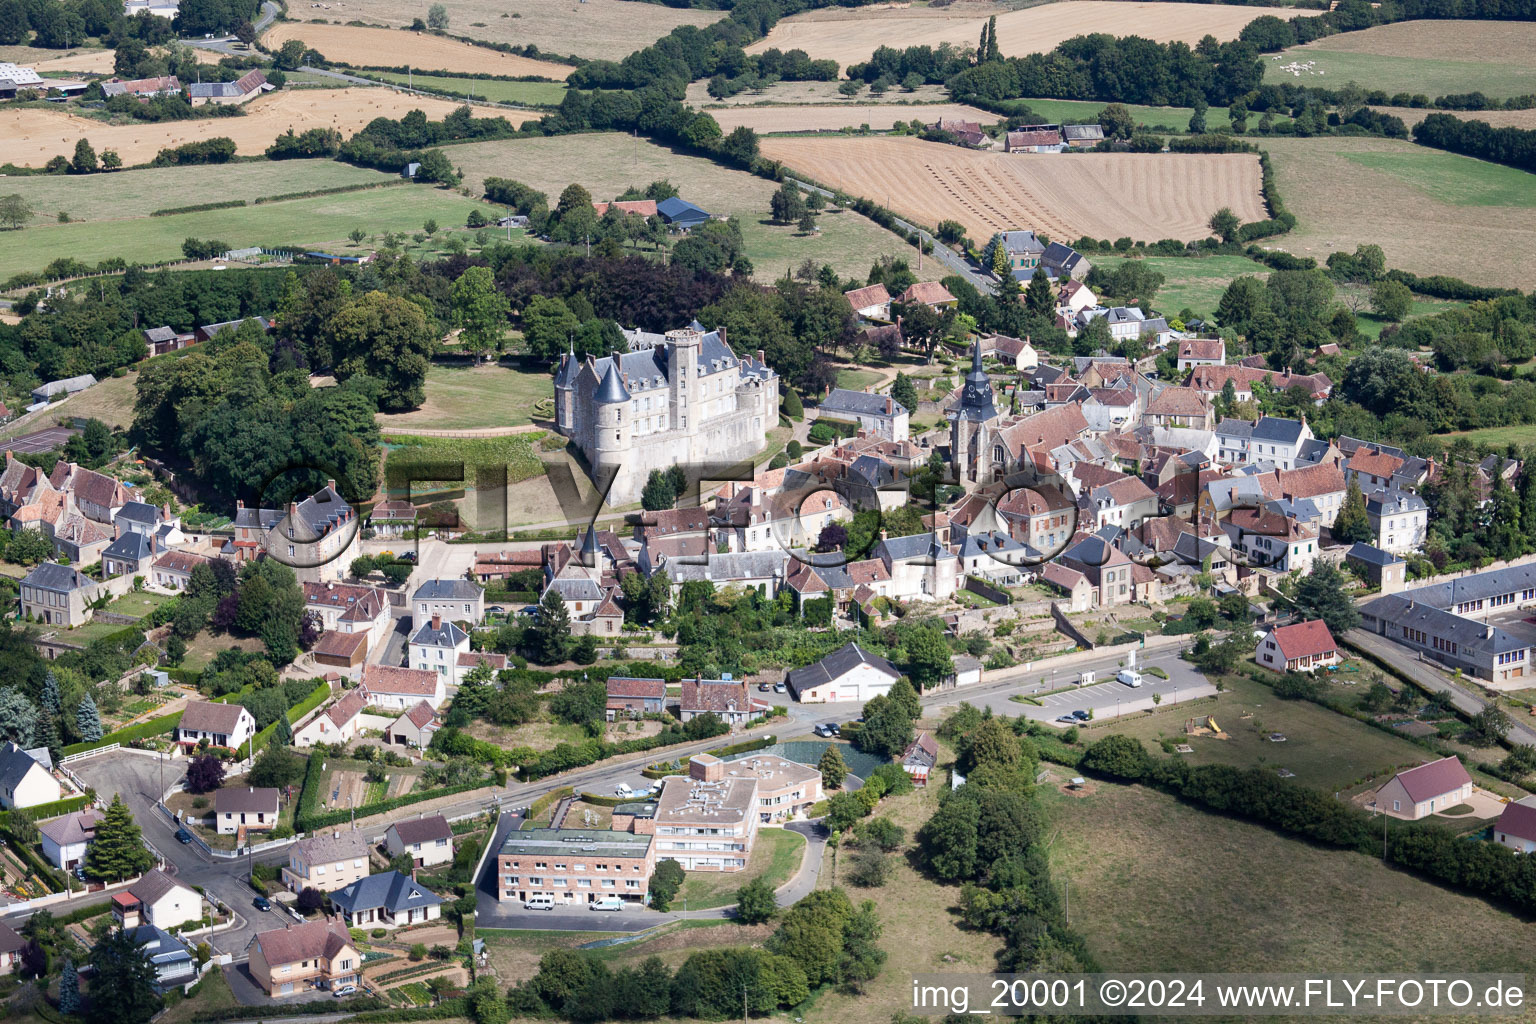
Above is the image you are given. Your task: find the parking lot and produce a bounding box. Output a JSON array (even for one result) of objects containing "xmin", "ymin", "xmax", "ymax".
[{"xmin": 1013, "ymin": 669, "xmax": 1217, "ymax": 726}]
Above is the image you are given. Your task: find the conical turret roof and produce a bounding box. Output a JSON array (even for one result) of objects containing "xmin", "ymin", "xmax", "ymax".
[{"xmin": 595, "ymin": 363, "xmax": 630, "ymax": 404}]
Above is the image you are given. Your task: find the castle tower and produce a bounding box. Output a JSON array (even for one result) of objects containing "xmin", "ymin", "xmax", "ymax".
[
  {"xmin": 591, "ymin": 363, "xmax": 633, "ymax": 501},
  {"xmin": 666, "ymin": 327, "xmax": 703, "ymax": 435},
  {"xmin": 553, "ymin": 340, "xmax": 578, "ymax": 436}
]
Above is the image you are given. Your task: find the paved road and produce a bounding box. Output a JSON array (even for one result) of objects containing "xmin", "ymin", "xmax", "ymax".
[
  {"xmin": 785, "ymin": 177, "xmax": 996, "ymax": 295},
  {"xmin": 70, "ymin": 752, "xmax": 294, "ymax": 960},
  {"xmin": 1346, "ymin": 628, "xmax": 1536, "ymax": 748},
  {"xmin": 188, "ymin": 1, "xmax": 279, "ymax": 56}
]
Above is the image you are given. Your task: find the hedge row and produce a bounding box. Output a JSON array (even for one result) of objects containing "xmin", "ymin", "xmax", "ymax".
[
  {"xmin": 237, "ymin": 680, "xmax": 332, "ymax": 759},
  {"xmin": 6, "ymin": 836, "xmax": 67, "ymax": 893},
  {"xmin": 53, "ymin": 901, "xmax": 111, "ymax": 926},
  {"xmin": 0, "ymin": 796, "xmax": 91, "ymax": 830},
  {"xmin": 706, "ymin": 734, "xmax": 776, "ymax": 759},
  {"xmin": 350, "ymin": 998, "xmax": 469, "ymax": 1023},
  {"xmin": 374, "ymin": 961, "xmax": 453, "ymax": 984},
  {"xmin": 1383, "ymin": 267, "xmax": 1520, "ymax": 302},
  {"xmin": 1234, "ymin": 149, "xmax": 1296, "ymax": 243},
  {"xmin": 151, "ymin": 199, "xmax": 247, "ymax": 217},
  {"xmin": 526, "ymin": 785, "xmax": 573, "ymax": 821},
  {"xmin": 61, "ymin": 711, "xmax": 183, "ymax": 756},
  {"xmin": 576, "ymin": 791, "xmax": 633, "ymax": 808},
  {"xmin": 252, "ymin": 179, "xmax": 409, "ymax": 205},
  {"xmin": 296, "ymin": 775, "xmax": 489, "ymax": 832},
  {"xmin": 188, "ymin": 997, "xmax": 386, "ymax": 1022}
]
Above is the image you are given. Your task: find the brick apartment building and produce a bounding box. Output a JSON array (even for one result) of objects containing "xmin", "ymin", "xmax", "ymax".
[{"xmin": 495, "ymin": 828, "xmax": 654, "ymax": 906}]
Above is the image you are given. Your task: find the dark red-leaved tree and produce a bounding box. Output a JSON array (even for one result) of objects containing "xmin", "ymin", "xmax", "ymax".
[
  {"xmin": 816, "ymin": 521, "xmax": 849, "ymax": 553},
  {"xmin": 186, "ymin": 754, "xmax": 226, "ymax": 794}
]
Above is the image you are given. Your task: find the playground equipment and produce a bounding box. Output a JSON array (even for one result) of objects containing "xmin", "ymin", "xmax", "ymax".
[{"xmin": 1184, "ymin": 715, "xmax": 1228, "ymax": 739}]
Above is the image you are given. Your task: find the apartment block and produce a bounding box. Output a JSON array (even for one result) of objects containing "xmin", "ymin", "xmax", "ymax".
[
  {"xmin": 648, "ymin": 754, "xmax": 760, "ymax": 871},
  {"xmin": 496, "ymin": 828, "xmax": 654, "ymax": 905}
]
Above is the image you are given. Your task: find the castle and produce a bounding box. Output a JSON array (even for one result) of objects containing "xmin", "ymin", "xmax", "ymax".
[{"xmin": 554, "ymin": 323, "xmax": 780, "ymax": 506}]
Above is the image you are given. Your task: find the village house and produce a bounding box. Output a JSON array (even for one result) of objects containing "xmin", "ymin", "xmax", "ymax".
[
  {"xmin": 175, "ymin": 701, "xmax": 256, "ymax": 752},
  {"xmin": 102, "ymin": 75, "xmax": 181, "ymax": 99},
  {"xmin": 1006, "ymin": 125, "xmax": 1064, "ymax": 152},
  {"xmin": 188, "ymin": 69, "xmax": 267, "ymax": 105},
  {"xmin": 1493, "ymin": 796, "xmax": 1536, "ymax": 853},
  {"xmin": 816, "ymin": 388, "xmax": 909, "ymax": 442},
  {"xmin": 248, "ymin": 918, "xmax": 360, "ymax": 997},
  {"xmin": 304, "ymin": 581, "xmax": 392, "ymax": 656},
  {"xmin": 1257, "ymin": 619, "xmax": 1339, "ymax": 674},
  {"xmin": 784, "ymin": 642, "xmax": 901, "ymax": 703},
  {"xmin": 229, "ymin": 481, "xmax": 359, "ymax": 584},
  {"xmin": 844, "ymin": 284, "xmax": 892, "ymax": 322},
  {"xmin": 901, "ymin": 732, "xmax": 939, "ymax": 786},
  {"xmin": 366, "ymin": 500, "xmax": 418, "ymax": 538},
  {"xmin": 1175, "ymin": 338, "xmax": 1226, "ymax": 370},
  {"xmin": 0, "ymin": 742, "xmax": 59, "ymax": 809},
  {"xmin": 39, "ymin": 808, "xmax": 100, "ymax": 870},
  {"xmin": 362, "ymin": 664, "xmax": 446, "ymax": 712},
  {"xmin": 388, "ymin": 701, "xmax": 439, "ymax": 748},
  {"xmin": 293, "ymin": 687, "xmax": 369, "ymax": 748},
  {"xmin": 330, "ymin": 870, "xmax": 442, "ymax": 930},
  {"xmin": 125, "ymin": 925, "xmax": 198, "ymax": 991},
  {"xmin": 1084, "ymin": 475, "xmax": 1159, "ymax": 531},
  {"xmin": 282, "ymin": 830, "xmax": 371, "ymax": 893},
  {"xmin": 896, "ymin": 281, "xmax": 958, "ymax": 313},
  {"xmin": 1143, "ymin": 387, "xmax": 1213, "ymax": 430},
  {"xmin": 679, "ymin": 677, "xmax": 769, "ymax": 726},
  {"xmin": 606, "ymin": 677, "xmax": 667, "ymax": 720},
  {"xmin": 18, "ymin": 563, "xmax": 101, "ymax": 628},
  {"xmin": 215, "ymin": 786, "xmax": 279, "ymax": 836},
  {"xmin": 1375, "ymin": 757, "xmax": 1474, "ymax": 820},
  {"xmin": 1365, "ymin": 488, "xmax": 1428, "ymax": 554},
  {"xmin": 412, "ymin": 578, "xmax": 485, "ymax": 627},
  {"xmin": 149, "ymin": 549, "xmax": 209, "ymax": 592},
  {"xmin": 409, "ymin": 613, "xmax": 472, "ymax": 686},
  {"xmin": 385, "ymin": 815, "xmax": 454, "ymax": 868},
  {"xmin": 0, "ymin": 923, "xmax": 21, "ymax": 976},
  {"xmin": 996, "ymin": 229, "xmax": 1046, "ymax": 273},
  {"xmin": 111, "ymin": 868, "xmax": 202, "ymax": 931},
  {"xmin": 496, "ymin": 826, "xmax": 654, "ymax": 905},
  {"xmin": 1345, "ymin": 543, "xmax": 1407, "ymax": 594}
]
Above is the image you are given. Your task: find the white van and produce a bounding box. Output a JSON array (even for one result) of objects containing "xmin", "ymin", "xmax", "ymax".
[
  {"xmin": 613, "ymin": 783, "xmax": 634, "ymax": 798},
  {"xmin": 1117, "ymin": 669, "xmax": 1143, "ymax": 688},
  {"xmin": 589, "ymin": 897, "xmax": 626, "ymax": 912},
  {"xmin": 523, "ymin": 894, "xmax": 556, "ymax": 911}
]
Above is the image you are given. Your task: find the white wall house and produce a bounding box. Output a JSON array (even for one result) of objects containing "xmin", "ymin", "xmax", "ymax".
[
  {"xmin": 0, "ymin": 743, "xmax": 60, "ymax": 810},
  {"xmin": 385, "ymin": 816, "xmax": 454, "ymax": 868},
  {"xmin": 408, "ymin": 614, "xmax": 472, "ymax": 687},
  {"xmin": 783, "ymin": 642, "xmax": 901, "ymax": 704}
]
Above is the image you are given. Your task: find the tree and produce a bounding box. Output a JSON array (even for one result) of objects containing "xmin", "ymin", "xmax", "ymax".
[
  {"xmin": 7, "ymin": 529, "xmax": 53, "ymax": 566},
  {"xmin": 87, "ymin": 929, "xmax": 161, "ymax": 1024},
  {"xmin": 1025, "ymin": 266, "xmax": 1054, "ymax": 316},
  {"xmin": 59, "ymin": 959, "xmax": 80, "ymax": 1015},
  {"xmin": 855, "ymin": 699, "xmax": 912, "ymax": 759},
  {"xmin": 101, "ymin": 149, "xmax": 122, "ymax": 171},
  {"xmin": 649, "ymin": 858, "xmax": 684, "ymax": 911},
  {"xmin": 887, "ymin": 677, "xmax": 921, "ymax": 719},
  {"xmin": 1471, "ymin": 707, "xmax": 1510, "ymax": 746},
  {"xmin": 735, "ymin": 877, "xmax": 777, "ymax": 924},
  {"xmin": 249, "ymin": 744, "xmax": 304, "ymax": 789},
  {"xmin": 1098, "ymin": 103, "xmax": 1135, "ymax": 140},
  {"xmin": 824, "ymin": 791, "xmax": 864, "ymax": 832},
  {"xmin": 0, "ymin": 688, "xmax": 37, "ymax": 748},
  {"xmin": 890, "ymin": 373, "xmax": 918, "ymax": 414},
  {"xmin": 451, "ymin": 265, "xmax": 510, "ymax": 360},
  {"xmin": 414, "ymin": 148, "xmax": 459, "ymax": 187},
  {"xmin": 818, "ymin": 745, "xmax": 847, "ymax": 790},
  {"xmin": 1292, "ymin": 561, "xmax": 1361, "ymax": 635},
  {"xmin": 0, "ymin": 194, "xmax": 33, "ymax": 230},
  {"xmin": 234, "ymin": 20, "xmax": 257, "ymax": 44},
  {"xmin": 70, "ymin": 138, "xmax": 97, "ymax": 175},
  {"xmin": 1188, "ymin": 100, "xmax": 1208, "ymax": 134},
  {"xmin": 797, "ymin": 211, "xmax": 817, "ymax": 235},
  {"xmin": 902, "ymin": 626, "xmax": 953, "ymax": 689},
  {"xmin": 770, "ymin": 183, "xmax": 806, "ymax": 225},
  {"xmin": 532, "ymin": 590, "xmax": 572, "ymax": 664},
  {"xmin": 1370, "ymin": 278, "xmax": 1412, "ymax": 322},
  {"xmin": 1332, "ymin": 476, "xmax": 1374, "ymax": 545},
  {"xmin": 469, "ymin": 977, "xmax": 509, "ymax": 1024},
  {"xmin": 846, "ymin": 846, "xmax": 892, "ymax": 887},
  {"xmin": 186, "ymin": 754, "xmax": 225, "ymax": 794},
  {"xmin": 1209, "ymin": 206, "xmax": 1240, "ymax": 244},
  {"xmin": 85, "ymin": 794, "xmax": 155, "ymax": 882},
  {"xmin": 426, "ymin": 1, "xmax": 448, "ymax": 27},
  {"xmin": 919, "ymin": 793, "xmax": 979, "ymax": 880},
  {"xmin": 640, "ymin": 469, "xmax": 677, "ymax": 511},
  {"xmin": 296, "ymin": 887, "xmax": 326, "ymax": 913}
]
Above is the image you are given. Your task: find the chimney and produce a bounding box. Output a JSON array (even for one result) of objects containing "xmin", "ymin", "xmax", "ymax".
[
  {"xmin": 326, "ymin": 478, "xmax": 336, "ymax": 492},
  {"xmin": 886, "ymin": 397, "xmax": 893, "ymax": 414},
  {"xmin": 432, "ymin": 613, "xmax": 441, "ymax": 630},
  {"xmin": 879, "ymin": 529, "xmax": 888, "ymax": 541},
  {"xmin": 236, "ymin": 499, "xmax": 244, "ymax": 510}
]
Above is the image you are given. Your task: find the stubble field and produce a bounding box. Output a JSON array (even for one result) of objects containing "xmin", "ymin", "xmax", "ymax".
[
  {"xmin": 746, "ymin": 1, "xmax": 1302, "ymax": 70},
  {"xmin": 284, "ymin": 0, "xmax": 724, "ymax": 61},
  {"xmin": 1370, "ymin": 105, "xmax": 1536, "ymax": 130},
  {"xmin": 685, "ymin": 80, "xmax": 955, "ymax": 106},
  {"xmin": 709, "ymin": 102, "xmax": 997, "ymax": 133},
  {"xmin": 758, "ymin": 135, "xmax": 1268, "ymax": 243},
  {"xmin": 448, "ymin": 133, "xmax": 941, "ymax": 283},
  {"xmin": 0, "ymin": 87, "xmax": 498, "ymax": 167},
  {"xmin": 262, "ymin": 22, "xmax": 574, "ymax": 76},
  {"xmin": 1261, "ymin": 136, "xmax": 1536, "ymax": 290},
  {"xmin": 1263, "ymin": 20, "xmax": 1536, "ymax": 98}
]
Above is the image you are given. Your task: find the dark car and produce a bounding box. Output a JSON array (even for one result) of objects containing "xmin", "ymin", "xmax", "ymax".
[
  {"xmin": 829, "ymin": 723, "xmax": 841, "ymax": 736},
  {"xmin": 401, "ymin": 550, "xmax": 417, "ymax": 562},
  {"xmin": 175, "ymin": 828, "xmax": 193, "ymax": 845},
  {"xmin": 1071, "ymin": 709, "xmax": 1092, "ymax": 721},
  {"xmin": 758, "ymin": 683, "xmax": 771, "ymax": 692},
  {"xmin": 253, "ymin": 895, "xmax": 271, "ymax": 912}
]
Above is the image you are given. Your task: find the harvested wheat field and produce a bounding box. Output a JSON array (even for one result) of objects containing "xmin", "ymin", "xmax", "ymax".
[
  {"xmin": 748, "ymin": 2, "xmax": 1300, "ymax": 70},
  {"xmin": 0, "ymin": 88, "xmax": 514, "ymax": 167},
  {"xmin": 263, "ymin": 22, "xmax": 573, "ymax": 77},
  {"xmin": 1302, "ymin": 18, "xmax": 1536, "ymax": 63},
  {"xmin": 1371, "ymin": 106, "xmax": 1536, "ymax": 130},
  {"xmin": 711, "ymin": 102, "xmax": 997, "ymax": 133},
  {"xmin": 27, "ymin": 49, "xmax": 116, "ymax": 74},
  {"xmin": 290, "ymin": 0, "xmax": 724, "ymax": 61},
  {"xmin": 686, "ymin": 80, "xmax": 954, "ymax": 106},
  {"xmin": 759, "ymin": 135, "xmax": 1266, "ymax": 244}
]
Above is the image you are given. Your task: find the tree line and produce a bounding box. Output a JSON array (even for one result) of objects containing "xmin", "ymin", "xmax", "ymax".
[{"xmin": 1413, "ymin": 112, "xmax": 1536, "ymax": 175}]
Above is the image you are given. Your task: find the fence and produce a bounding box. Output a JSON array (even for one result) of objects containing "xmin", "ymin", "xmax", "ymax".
[{"xmin": 60, "ymin": 742, "xmax": 119, "ymax": 764}]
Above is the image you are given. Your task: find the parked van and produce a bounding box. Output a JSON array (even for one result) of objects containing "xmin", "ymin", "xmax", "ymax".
[
  {"xmin": 613, "ymin": 783, "xmax": 634, "ymax": 798},
  {"xmin": 524, "ymin": 894, "xmax": 556, "ymax": 911},
  {"xmin": 1117, "ymin": 670, "xmax": 1143, "ymax": 688},
  {"xmin": 589, "ymin": 897, "xmax": 626, "ymax": 912}
]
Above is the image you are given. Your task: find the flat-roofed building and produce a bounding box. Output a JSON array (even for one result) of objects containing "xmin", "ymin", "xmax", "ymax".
[
  {"xmin": 496, "ymin": 828, "xmax": 654, "ymax": 905},
  {"xmin": 649, "ymin": 754, "xmax": 759, "ymax": 871},
  {"xmin": 722, "ymin": 754, "xmax": 821, "ymax": 823}
]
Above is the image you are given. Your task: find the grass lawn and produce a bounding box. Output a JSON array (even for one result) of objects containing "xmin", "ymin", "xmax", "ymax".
[
  {"xmin": 464, "ymin": 717, "xmax": 588, "ymax": 751},
  {"xmin": 179, "ymin": 632, "xmax": 265, "ymax": 673},
  {"xmin": 1090, "ymin": 253, "xmax": 1274, "ymax": 319},
  {"xmin": 105, "ymin": 590, "xmax": 172, "ymax": 619},
  {"xmin": 0, "ymin": 160, "xmax": 400, "ymax": 228},
  {"xmin": 1443, "ymin": 423, "xmax": 1536, "ymax": 448},
  {"xmin": 156, "ymin": 969, "xmax": 241, "ymax": 1024},
  {"xmin": 1045, "ymin": 778, "xmax": 1536, "ymax": 973},
  {"xmin": 0, "ymin": 185, "xmax": 487, "ymax": 282},
  {"xmin": 1094, "ymin": 670, "xmax": 1441, "ymax": 792},
  {"xmin": 1263, "ymin": 47, "xmax": 1536, "ymax": 100},
  {"xmin": 1355, "ymin": 298, "xmax": 1466, "ymax": 340},
  {"xmin": 1339, "ymin": 149, "xmax": 1536, "ymax": 209},
  {"xmin": 363, "ymin": 72, "xmax": 567, "ymax": 106},
  {"xmin": 479, "ymin": 929, "xmax": 627, "ymax": 980},
  {"xmin": 1011, "ymin": 97, "xmax": 1239, "ymax": 133},
  {"xmin": 676, "ymin": 827, "xmax": 805, "ymax": 910},
  {"xmin": 833, "ymin": 367, "xmax": 884, "ymax": 391},
  {"xmin": 381, "ymin": 431, "xmax": 547, "ymax": 494},
  {"xmin": 444, "ymin": 133, "xmax": 937, "ymax": 285},
  {"xmin": 375, "ymin": 362, "xmax": 554, "ymax": 432}
]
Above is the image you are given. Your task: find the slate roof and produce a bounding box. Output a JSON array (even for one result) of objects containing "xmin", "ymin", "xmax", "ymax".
[
  {"xmin": 1346, "ymin": 542, "xmax": 1402, "ymax": 567},
  {"xmin": 331, "ymin": 870, "xmax": 443, "ymax": 916},
  {"xmin": 1251, "ymin": 417, "xmax": 1307, "ymax": 445},
  {"xmin": 103, "ymin": 532, "xmax": 154, "ymax": 562},
  {"xmin": 22, "ymin": 562, "xmax": 95, "ymax": 593},
  {"xmin": 1365, "ymin": 488, "xmax": 1428, "ymax": 515},
  {"xmin": 656, "ymin": 196, "xmax": 710, "ymax": 224},
  {"xmin": 411, "ymin": 618, "xmax": 468, "ymax": 648},
  {"xmin": 0, "ymin": 921, "xmax": 25, "ymax": 956},
  {"xmin": 215, "ymin": 787, "xmax": 278, "ymax": 815},
  {"xmin": 116, "ymin": 501, "xmax": 163, "ymax": 526},
  {"xmin": 412, "ymin": 579, "xmax": 482, "ymax": 602},
  {"xmin": 125, "ymin": 924, "xmax": 194, "ymax": 971},
  {"xmin": 784, "ymin": 642, "xmax": 899, "ymax": 696},
  {"xmin": 998, "ymin": 229, "xmax": 1045, "ymax": 254},
  {"xmin": 820, "ymin": 388, "xmax": 905, "ymax": 418},
  {"xmin": 389, "ymin": 815, "xmax": 451, "ymax": 846},
  {"xmin": 1392, "ymin": 757, "xmax": 1473, "ymax": 804},
  {"xmin": 1360, "ymin": 594, "xmax": 1527, "ymax": 657},
  {"xmin": 1215, "ymin": 418, "xmax": 1255, "ymax": 441},
  {"xmin": 38, "ymin": 808, "xmax": 101, "ymax": 847},
  {"xmin": 594, "ymin": 363, "xmax": 630, "ymax": 404},
  {"xmin": 0, "ymin": 743, "xmax": 47, "ymax": 799}
]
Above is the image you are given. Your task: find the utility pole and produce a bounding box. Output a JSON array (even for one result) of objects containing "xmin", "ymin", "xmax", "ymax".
[{"xmin": 1064, "ymin": 880, "xmax": 1069, "ymax": 925}]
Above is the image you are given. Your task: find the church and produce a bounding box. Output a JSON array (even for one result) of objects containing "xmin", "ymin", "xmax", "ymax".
[{"xmin": 554, "ymin": 323, "xmax": 780, "ymax": 506}]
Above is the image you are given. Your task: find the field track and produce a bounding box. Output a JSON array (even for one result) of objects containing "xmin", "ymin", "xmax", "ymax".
[
  {"xmin": 710, "ymin": 103, "xmax": 997, "ymax": 133},
  {"xmin": 263, "ymin": 22, "xmax": 573, "ymax": 78},
  {"xmin": 758, "ymin": 136, "xmax": 1266, "ymax": 244},
  {"xmin": 0, "ymin": 88, "xmax": 516, "ymax": 167},
  {"xmin": 747, "ymin": 2, "xmax": 1301, "ymax": 70}
]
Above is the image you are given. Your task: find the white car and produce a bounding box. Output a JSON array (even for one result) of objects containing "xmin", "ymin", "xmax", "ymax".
[
  {"xmin": 1117, "ymin": 670, "xmax": 1143, "ymax": 688},
  {"xmin": 333, "ymin": 985, "xmax": 358, "ymax": 998},
  {"xmin": 589, "ymin": 897, "xmax": 626, "ymax": 912}
]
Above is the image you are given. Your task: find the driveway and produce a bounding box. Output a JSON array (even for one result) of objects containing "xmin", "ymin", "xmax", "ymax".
[{"xmin": 223, "ymin": 962, "xmax": 338, "ymax": 1006}]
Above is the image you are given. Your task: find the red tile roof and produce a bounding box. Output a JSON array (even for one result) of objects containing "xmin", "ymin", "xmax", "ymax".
[
  {"xmin": 898, "ymin": 281, "xmax": 956, "ymax": 307},
  {"xmin": 1268, "ymin": 619, "xmax": 1336, "ymax": 661},
  {"xmin": 607, "ymin": 677, "xmax": 666, "ymax": 700},
  {"xmin": 311, "ymin": 630, "xmax": 367, "ymax": 659},
  {"xmin": 362, "ymin": 664, "xmax": 439, "ymax": 695},
  {"xmin": 253, "ymin": 918, "xmax": 353, "ymax": 968},
  {"xmin": 844, "ymin": 284, "xmax": 891, "ymax": 311}
]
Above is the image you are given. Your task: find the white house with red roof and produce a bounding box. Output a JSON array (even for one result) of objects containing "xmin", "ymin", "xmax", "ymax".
[
  {"xmin": 293, "ymin": 686, "xmax": 370, "ymax": 748},
  {"xmin": 362, "ymin": 665, "xmax": 445, "ymax": 712},
  {"xmin": 1256, "ymin": 619, "xmax": 1339, "ymax": 674},
  {"xmin": 388, "ymin": 701, "xmax": 439, "ymax": 748},
  {"xmin": 1493, "ymin": 796, "xmax": 1536, "ymax": 853},
  {"xmin": 1375, "ymin": 757, "xmax": 1474, "ymax": 820},
  {"xmin": 1175, "ymin": 338, "xmax": 1226, "ymax": 371}
]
